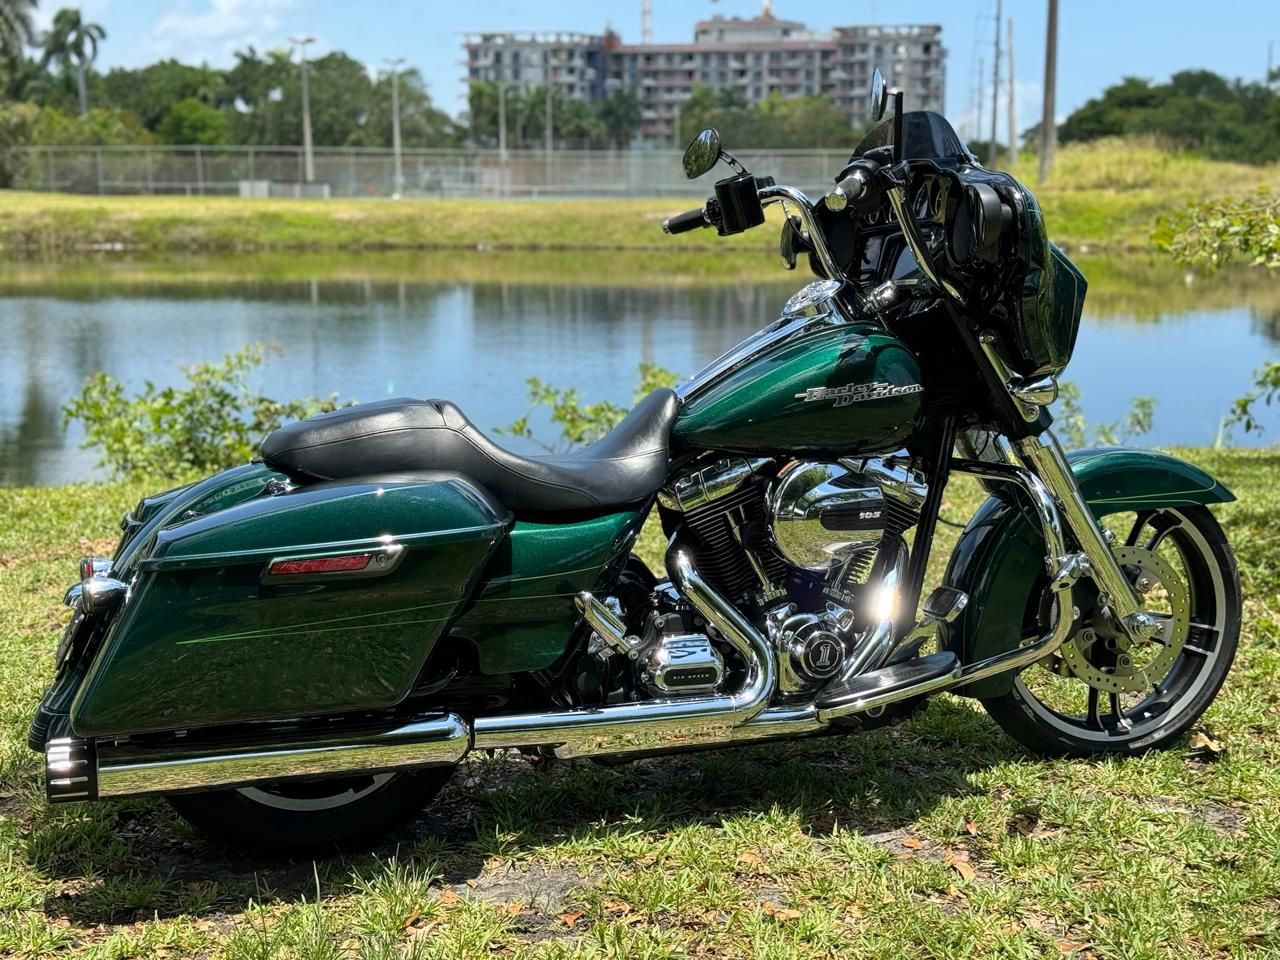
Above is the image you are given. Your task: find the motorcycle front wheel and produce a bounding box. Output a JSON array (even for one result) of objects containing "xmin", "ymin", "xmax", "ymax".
[
  {"xmin": 982, "ymin": 505, "xmax": 1240, "ymax": 757},
  {"xmin": 169, "ymin": 766, "xmax": 454, "ymax": 855}
]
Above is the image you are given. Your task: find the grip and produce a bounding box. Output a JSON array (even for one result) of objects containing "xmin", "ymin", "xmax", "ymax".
[{"xmin": 663, "ymin": 208, "xmax": 709, "ymax": 235}]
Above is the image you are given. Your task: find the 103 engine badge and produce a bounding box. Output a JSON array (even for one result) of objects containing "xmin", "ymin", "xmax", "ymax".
[{"xmin": 794, "ymin": 381, "xmax": 924, "ymax": 406}]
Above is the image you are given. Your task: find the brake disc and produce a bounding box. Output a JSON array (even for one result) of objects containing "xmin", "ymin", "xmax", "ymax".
[{"xmin": 1054, "ymin": 546, "xmax": 1190, "ymax": 694}]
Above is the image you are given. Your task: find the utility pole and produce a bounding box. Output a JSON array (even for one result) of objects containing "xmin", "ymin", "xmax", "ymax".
[
  {"xmin": 1007, "ymin": 19, "xmax": 1017, "ymax": 168},
  {"xmin": 1038, "ymin": 0, "xmax": 1058, "ymax": 184},
  {"xmin": 290, "ymin": 35, "xmax": 316, "ymax": 183},
  {"xmin": 544, "ymin": 49, "xmax": 554, "ymax": 158},
  {"xmin": 976, "ymin": 56, "xmax": 984, "ymax": 151},
  {"xmin": 384, "ymin": 58, "xmax": 405, "ymax": 198},
  {"xmin": 990, "ymin": 0, "xmax": 1002, "ymax": 165}
]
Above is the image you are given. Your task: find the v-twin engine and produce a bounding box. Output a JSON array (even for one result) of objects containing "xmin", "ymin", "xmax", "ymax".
[{"xmin": 655, "ymin": 454, "xmax": 927, "ymax": 696}]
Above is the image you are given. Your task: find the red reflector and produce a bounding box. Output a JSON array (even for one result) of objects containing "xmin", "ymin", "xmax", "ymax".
[{"xmin": 267, "ymin": 554, "xmax": 373, "ymax": 577}]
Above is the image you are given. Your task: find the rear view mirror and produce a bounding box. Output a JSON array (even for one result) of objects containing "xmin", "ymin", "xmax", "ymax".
[
  {"xmin": 683, "ymin": 129, "xmax": 722, "ymax": 179},
  {"xmin": 869, "ymin": 67, "xmax": 889, "ymax": 122}
]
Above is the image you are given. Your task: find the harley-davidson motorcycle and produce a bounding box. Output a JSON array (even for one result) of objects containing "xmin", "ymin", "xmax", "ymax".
[{"xmin": 33, "ymin": 71, "xmax": 1240, "ymax": 853}]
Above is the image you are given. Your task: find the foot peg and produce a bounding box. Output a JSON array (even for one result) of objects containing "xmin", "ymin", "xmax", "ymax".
[
  {"xmin": 815, "ymin": 651, "xmax": 961, "ymax": 721},
  {"xmin": 889, "ymin": 587, "xmax": 968, "ymax": 663}
]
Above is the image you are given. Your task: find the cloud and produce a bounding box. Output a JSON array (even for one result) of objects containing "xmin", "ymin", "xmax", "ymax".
[{"xmin": 143, "ymin": 0, "xmax": 301, "ymax": 63}]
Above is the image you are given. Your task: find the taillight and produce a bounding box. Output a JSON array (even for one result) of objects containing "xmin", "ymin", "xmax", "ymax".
[{"xmin": 266, "ymin": 554, "xmax": 374, "ymax": 578}]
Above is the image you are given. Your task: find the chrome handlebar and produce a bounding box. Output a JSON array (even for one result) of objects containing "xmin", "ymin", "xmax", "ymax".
[{"xmin": 757, "ymin": 184, "xmax": 844, "ymax": 288}]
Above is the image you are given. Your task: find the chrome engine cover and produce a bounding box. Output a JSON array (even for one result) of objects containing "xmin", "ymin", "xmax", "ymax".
[
  {"xmin": 768, "ymin": 462, "xmax": 886, "ymax": 571},
  {"xmin": 642, "ymin": 634, "xmax": 725, "ymax": 696}
]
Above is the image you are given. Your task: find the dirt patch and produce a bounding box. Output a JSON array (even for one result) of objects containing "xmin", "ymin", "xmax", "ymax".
[
  {"xmin": 1147, "ymin": 797, "xmax": 1247, "ymax": 834},
  {"xmin": 446, "ymin": 863, "xmax": 592, "ymax": 915}
]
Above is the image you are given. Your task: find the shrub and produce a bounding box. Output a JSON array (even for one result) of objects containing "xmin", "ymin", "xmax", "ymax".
[
  {"xmin": 63, "ymin": 344, "xmax": 347, "ymax": 481},
  {"xmin": 498, "ymin": 362, "xmax": 678, "ymax": 452}
]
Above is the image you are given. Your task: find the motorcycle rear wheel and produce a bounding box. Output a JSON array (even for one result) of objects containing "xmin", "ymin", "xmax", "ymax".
[
  {"xmin": 169, "ymin": 766, "xmax": 454, "ymax": 855},
  {"xmin": 981, "ymin": 505, "xmax": 1240, "ymax": 757}
]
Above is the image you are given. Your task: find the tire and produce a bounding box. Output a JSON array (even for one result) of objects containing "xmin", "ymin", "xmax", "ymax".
[
  {"xmin": 981, "ymin": 506, "xmax": 1240, "ymax": 758},
  {"xmin": 169, "ymin": 767, "xmax": 454, "ymax": 856}
]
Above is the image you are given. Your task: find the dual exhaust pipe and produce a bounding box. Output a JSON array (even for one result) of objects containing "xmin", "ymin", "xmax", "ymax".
[{"xmin": 48, "ymin": 539, "xmax": 1077, "ymax": 804}]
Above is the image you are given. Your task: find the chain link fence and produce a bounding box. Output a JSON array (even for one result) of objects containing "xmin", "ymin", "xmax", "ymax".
[{"xmin": 11, "ymin": 145, "xmax": 855, "ymax": 200}]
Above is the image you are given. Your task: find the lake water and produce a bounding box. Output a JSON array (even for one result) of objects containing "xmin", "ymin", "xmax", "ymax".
[{"xmin": 2, "ymin": 254, "xmax": 1278, "ymax": 487}]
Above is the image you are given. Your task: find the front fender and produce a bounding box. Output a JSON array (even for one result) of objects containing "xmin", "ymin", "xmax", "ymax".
[{"xmin": 944, "ymin": 447, "xmax": 1234, "ymax": 698}]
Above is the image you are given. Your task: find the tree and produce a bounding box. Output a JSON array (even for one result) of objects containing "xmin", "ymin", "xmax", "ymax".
[
  {"xmin": 350, "ymin": 68, "xmax": 458, "ymax": 148},
  {"xmin": 40, "ymin": 8, "xmax": 106, "ymax": 116},
  {"xmin": 102, "ymin": 60, "xmax": 224, "ymax": 130},
  {"xmin": 599, "ymin": 90, "xmax": 641, "ymax": 148},
  {"xmin": 679, "ymin": 86, "xmax": 862, "ymax": 150},
  {"xmin": 1059, "ymin": 70, "xmax": 1280, "ymax": 162},
  {"xmin": 157, "ymin": 96, "xmax": 228, "ymax": 145},
  {"xmin": 0, "ymin": 0, "xmax": 35, "ymax": 71}
]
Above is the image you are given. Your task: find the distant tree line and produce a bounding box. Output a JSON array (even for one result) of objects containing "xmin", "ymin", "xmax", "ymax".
[{"xmin": 1037, "ymin": 69, "xmax": 1280, "ymax": 163}]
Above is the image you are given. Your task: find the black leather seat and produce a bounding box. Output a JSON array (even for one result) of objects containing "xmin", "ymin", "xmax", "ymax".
[{"xmin": 261, "ymin": 388, "xmax": 680, "ymax": 515}]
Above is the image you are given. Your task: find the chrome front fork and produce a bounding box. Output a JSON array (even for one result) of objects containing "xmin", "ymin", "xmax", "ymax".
[{"xmin": 1014, "ymin": 430, "xmax": 1159, "ymax": 642}]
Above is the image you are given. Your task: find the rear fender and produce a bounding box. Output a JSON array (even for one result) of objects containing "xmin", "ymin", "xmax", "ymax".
[{"xmin": 944, "ymin": 448, "xmax": 1235, "ymax": 698}]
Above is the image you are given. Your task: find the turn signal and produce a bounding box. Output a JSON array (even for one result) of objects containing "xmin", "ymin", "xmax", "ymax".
[{"xmin": 79, "ymin": 557, "xmax": 112, "ymax": 580}]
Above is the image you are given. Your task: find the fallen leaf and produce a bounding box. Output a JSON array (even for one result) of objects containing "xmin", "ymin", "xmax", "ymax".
[
  {"xmin": 901, "ymin": 836, "xmax": 924, "ymax": 850},
  {"xmin": 737, "ymin": 850, "xmax": 764, "ymax": 865},
  {"xmin": 1188, "ymin": 731, "xmax": 1224, "ymax": 759},
  {"xmin": 402, "ymin": 906, "xmax": 421, "ymax": 929},
  {"xmin": 762, "ymin": 902, "xmax": 801, "ymax": 921},
  {"xmin": 503, "ymin": 903, "xmax": 525, "ymax": 917},
  {"xmin": 946, "ymin": 853, "xmax": 976, "ymax": 882},
  {"xmin": 1055, "ymin": 938, "xmax": 1088, "ymax": 955},
  {"xmin": 560, "ymin": 911, "xmax": 582, "ymax": 928},
  {"xmin": 465, "ymin": 878, "xmax": 479, "ymax": 889},
  {"xmin": 437, "ymin": 889, "xmax": 460, "ymax": 904},
  {"xmin": 963, "ymin": 821, "xmax": 981, "ymax": 837}
]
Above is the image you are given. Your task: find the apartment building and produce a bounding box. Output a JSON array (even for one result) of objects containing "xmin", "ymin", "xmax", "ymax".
[{"xmin": 462, "ymin": 11, "xmax": 945, "ymax": 143}]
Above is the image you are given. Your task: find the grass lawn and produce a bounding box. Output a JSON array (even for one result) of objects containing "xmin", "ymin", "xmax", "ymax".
[
  {"xmin": 1, "ymin": 448, "xmax": 1278, "ymax": 958},
  {"xmin": 1, "ymin": 138, "xmax": 1277, "ymax": 258}
]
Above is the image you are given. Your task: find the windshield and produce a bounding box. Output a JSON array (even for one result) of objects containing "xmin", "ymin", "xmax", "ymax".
[{"xmin": 852, "ymin": 111, "xmax": 974, "ymax": 163}]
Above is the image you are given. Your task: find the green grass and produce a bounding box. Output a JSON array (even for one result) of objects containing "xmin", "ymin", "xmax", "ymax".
[
  {"xmin": 3, "ymin": 137, "xmax": 1278, "ymax": 257},
  {"xmin": 2, "ymin": 448, "xmax": 1279, "ymax": 958}
]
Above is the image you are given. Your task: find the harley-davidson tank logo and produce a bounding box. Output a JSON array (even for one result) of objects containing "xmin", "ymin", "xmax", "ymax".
[{"xmin": 794, "ymin": 381, "xmax": 923, "ymax": 406}]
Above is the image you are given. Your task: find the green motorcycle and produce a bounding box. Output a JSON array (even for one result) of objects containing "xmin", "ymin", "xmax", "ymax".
[{"xmin": 32, "ymin": 71, "xmax": 1240, "ymax": 853}]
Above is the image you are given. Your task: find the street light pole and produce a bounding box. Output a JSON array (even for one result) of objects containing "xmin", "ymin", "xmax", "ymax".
[
  {"xmin": 385, "ymin": 57, "xmax": 405, "ymax": 198},
  {"xmin": 497, "ymin": 78, "xmax": 508, "ymax": 160},
  {"xmin": 290, "ymin": 35, "xmax": 316, "ymax": 184}
]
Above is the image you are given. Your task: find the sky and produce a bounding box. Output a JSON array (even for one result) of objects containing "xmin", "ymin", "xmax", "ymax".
[{"xmin": 38, "ymin": 0, "xmax": 1280, "ymax": 142}]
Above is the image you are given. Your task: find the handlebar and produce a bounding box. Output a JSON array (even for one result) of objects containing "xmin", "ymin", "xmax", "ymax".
[
  {"xmin": 662, "ymin": 208, "xmax": 711, "ymax": 235},
  {"xmin": 823, "ymin": 168, "xmax": 870, "ymax": 212}
]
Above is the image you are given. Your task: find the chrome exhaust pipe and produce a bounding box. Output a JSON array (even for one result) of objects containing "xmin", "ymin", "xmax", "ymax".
[
  {"xmin": 474, "ymin": 543, "xmax": 777, "ymax": 759},
  {"xmin": 48, "ymin": 713, "xmax": 471, "ymax": 803}
]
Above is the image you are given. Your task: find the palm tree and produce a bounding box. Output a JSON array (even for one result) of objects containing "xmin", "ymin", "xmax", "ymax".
[
  {"xmin": 41, "ymin": 8, "xmax": 106, "ymax": 116},
  {"xmin": 0, "ymin": 0, "xmax": 36, "ymax": 69}
]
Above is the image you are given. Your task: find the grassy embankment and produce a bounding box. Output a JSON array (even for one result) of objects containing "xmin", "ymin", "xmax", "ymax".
[
  {"xmin": 2, "ymin": 448, "xmax": 1278, "ymax": 958},
  {"xmin": 1, "ymin": 138, "xmax": 1277, "ymax": 257}
]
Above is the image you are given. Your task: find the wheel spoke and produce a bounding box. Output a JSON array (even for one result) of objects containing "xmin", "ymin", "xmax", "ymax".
[
  {"xmin": 1109, "ymin": 692, "xmax": 1132, "ymax": 731},
  {"xmin": 1183, "ymin": 622, "xmax": 1220, "ymax": 657},
  {"xmin": 1125, "ymin": 510, "xmax": 1155, "ymax": 547},
  {"xmin": 1144, "ymin": 512, "xmax": 1183, "ymax": 552}
]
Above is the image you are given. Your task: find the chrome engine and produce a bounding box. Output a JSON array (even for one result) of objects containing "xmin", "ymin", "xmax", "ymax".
[{"xmin": 643, "ymin": 454, "xmax": 927, "ymax": 699}]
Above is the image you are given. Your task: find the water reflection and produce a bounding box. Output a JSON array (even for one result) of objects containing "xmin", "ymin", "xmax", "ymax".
[{"xmin": 0, "ymin": 253, "xmax": 1277, "ymax": 487}]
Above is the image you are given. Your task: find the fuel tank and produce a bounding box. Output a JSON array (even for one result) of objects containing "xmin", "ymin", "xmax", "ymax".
[{"xmin": 672, "ymin": 282, "xmax": 925, "ymax": 456}]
